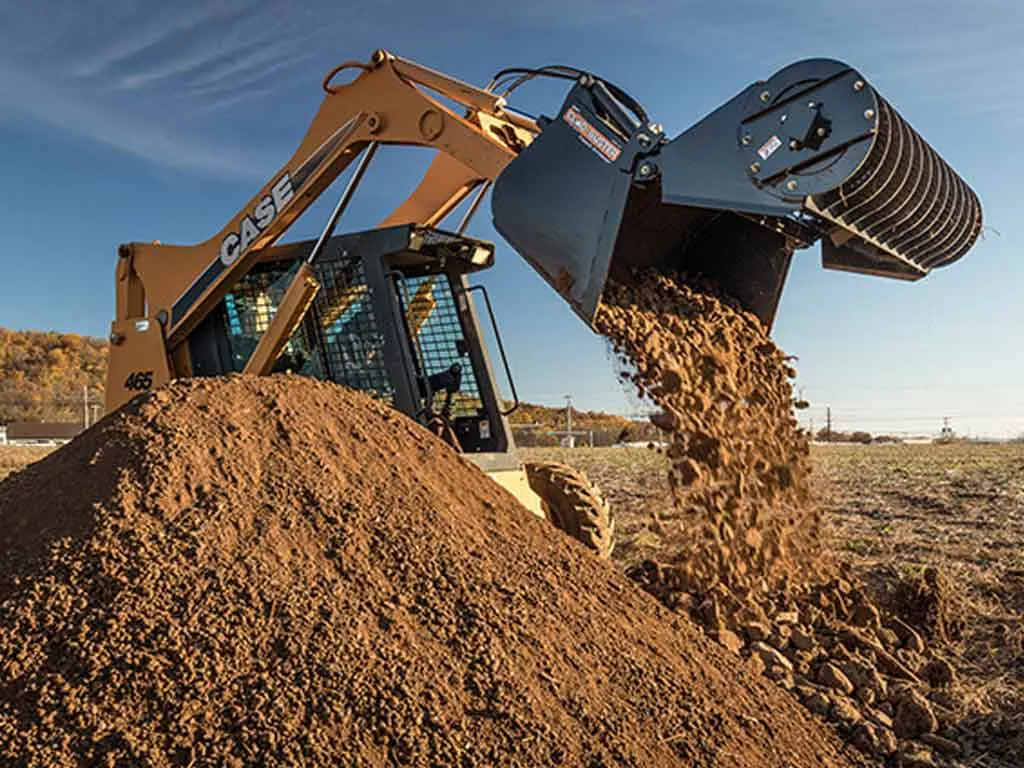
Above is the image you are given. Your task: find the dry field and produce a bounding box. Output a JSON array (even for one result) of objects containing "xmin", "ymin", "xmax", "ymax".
[
  {"xmin": 526, "ymin": 442, "xmax": 1024, "ymax": 766},
  {"xmin": 0, "ymin": 446, "xmax": 53, "ymax": 482}
]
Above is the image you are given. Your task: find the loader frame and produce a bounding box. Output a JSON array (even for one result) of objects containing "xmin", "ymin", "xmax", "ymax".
[
  {"xmin": 107, "ymin": 49, "xmax": 536, "ymax": 413},
  {"xmin": 186, "ymin": 224, "xmax": 521, "ymax": 470}
]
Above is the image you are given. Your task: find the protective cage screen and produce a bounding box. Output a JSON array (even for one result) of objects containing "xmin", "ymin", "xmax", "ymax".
[
  {"xmin": 219, "ymin": 254, "xmax": 395, "ymax": 403},
  {"xmin": 395, "ymin": 274, "xmax": 484, "ymax": 419}
]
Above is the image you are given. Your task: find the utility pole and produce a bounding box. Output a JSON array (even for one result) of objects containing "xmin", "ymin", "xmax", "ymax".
[
  {"xmin": 83, "ymin": 385, "xmax": 89, "ymax": 429},
  {"xmin": 825, "ymin": 406, "xmax": 832, "ymax": 441},
  {"xmin": 564, "ymin": 394, "xmax": 573, "ymax": 435}
]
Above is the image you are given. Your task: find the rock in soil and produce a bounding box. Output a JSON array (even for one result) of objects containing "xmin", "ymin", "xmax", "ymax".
[
  {"xmin": 805, "ymin": 692, "xmax": 831, "ymax": 717},
  {"xmin": 818, "ymin": 663, "xmax": 855, "ymax": 695},
  {"xmin": 791, "ymin": 626, "xmax": 816, "ymax": 651},
  {"xmin": 851, "ymin": 603, "xmax": 882, "ymax": 629},
  {"xmin": 920, "ymin": 658, "xmax": 957, "ymax": 688},
  {"xmin": 0, "ymin": 376, "xmax": 865, "ymax": 768},
  {"xmin": 890, "ymin": 567, "xmax": 966, "ymax": 644},
  {"xmin": 876, "ymin": 727, "xmax": 899, "ymax": 756},
  {"xmin": 743, "ymin": 621, "xmax": 771, "ymax": 642},
  {"xmin": 850, "ymin": 722, "xmax": 880, "ymax": 755},
  {"xmin": 897, "ymin": 744, "xmax": 936, "ymax": 767},
  {"xmin": 712, "ymin": 628, "xmax": 744, "ymax": 654},
  {"xmin": 893, "ymin": 689, "xmax": 940, "ymax": 738},
  {"xmin": 754, "ymin": 641, "xmax": 793, "ymax": 672},
  {"xmin": 867, "ymin": 708, "xmax": 895, "ymax": 730},
  {"xmin": 877, "ymin": 627, "xmax": 901, "ymax": 649},
  {"xmin": 831, "ymin": 695, "xmax": 863, "ymax": 725},
  {"xmin": 919, "ymin": 732, "xmax": 960, "ymax": 756}
]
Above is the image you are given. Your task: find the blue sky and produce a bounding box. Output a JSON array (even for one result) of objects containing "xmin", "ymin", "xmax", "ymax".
[{"xmin": 0, "ymin": 1, "xmax": 1020, "ymax": 437}]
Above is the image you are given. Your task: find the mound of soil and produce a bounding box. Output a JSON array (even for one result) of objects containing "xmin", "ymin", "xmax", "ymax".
[
  {"xmin": 0, "ymin": 375, "xmax": 862, "ymax": 767},
  {"xmin": 596, "ymin": 270, "xmax": 824, "ymax": 597}
]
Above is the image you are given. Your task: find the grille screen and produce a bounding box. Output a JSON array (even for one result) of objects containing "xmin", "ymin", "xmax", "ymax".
[
  {"xmin": 396, "ymin": 275, "xmax": 483, "ymax": 419},
  {"xmin": 219, "ymin": 254, "xmax": 394, "ymax": 404},
  {"xmin": 215, "ymin": 253, "xmax": 484, "ymax": 419},
  {"xmin": 811, "ymin": 97, "xmax": 983, "ymax": 271}
]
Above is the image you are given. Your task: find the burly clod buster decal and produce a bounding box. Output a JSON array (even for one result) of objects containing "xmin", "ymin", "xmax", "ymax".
[
  {"xmin": 219, "ymin": 174, "xmax": 295, "ymax": 266},
  {"xmin": 563, "ymin": 105, "xmax": 622, "ymax": 163}
]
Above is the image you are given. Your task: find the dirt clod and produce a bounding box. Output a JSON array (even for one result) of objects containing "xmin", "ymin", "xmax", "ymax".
[
  {"xmin": 894, "ymin": 689, "xmax": 940, "ymax": 738},
  {"xmin": 891, "ymin": 568, "xmax": 966, "ymax": 645},
  {"xmin": 897, "ymin": 744, "xmax": 937, "ymax": 768},
  {"xmin": 832, "ymin": 696, "xmax": 863, "ymax": 725},
  {"xmin": 919, "ymin": 732, "xmax": 961, "ymax": 756},
  {"xmin": 920, "ymin": 658, "xmax": 957, "ymax": 688},
  {"xmin": 819, "ymin": 663, "xmax": 856, "ymax": 695},
  {"xmin": 596, "ymin": 270, "xmax": 821, "ymax": 601},
  {"xmin": 742, "ymin": 621, "xmax": 770, "ymax": 642}
]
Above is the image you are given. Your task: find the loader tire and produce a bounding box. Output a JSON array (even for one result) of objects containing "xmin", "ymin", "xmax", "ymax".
[{"xmin": 524, "ymin": 461, "xmax": 615, "ymax": 559}]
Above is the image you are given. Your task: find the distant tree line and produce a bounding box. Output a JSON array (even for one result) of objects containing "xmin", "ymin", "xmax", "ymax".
[
  {"xmin": 0, "ymin": 329, "xmax": 107, "ymax": 424},
  {"xmin": 509, "ymin": 402, "xmax": 663, "ymax": 447},
  {"xmin": 814, "ymin": 428, "xmax": 905, "ymax": 445}
]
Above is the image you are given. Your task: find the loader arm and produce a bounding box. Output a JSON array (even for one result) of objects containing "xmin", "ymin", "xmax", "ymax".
[{"xmin": 112, "ymin": 50, "xmax": 535, "ymax": 377}]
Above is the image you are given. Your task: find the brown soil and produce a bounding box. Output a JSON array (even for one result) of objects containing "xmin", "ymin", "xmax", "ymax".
[
  {"xmin": 0, "ymin": 375, "xmax": 863, "ymax": 768},
  {"xmin": 595, "ymin": 270, "xmax": 825, "ymax": 599},
  {"xmin": 591, "ymin": 270, "xmax": 985, "ymax": 766}
]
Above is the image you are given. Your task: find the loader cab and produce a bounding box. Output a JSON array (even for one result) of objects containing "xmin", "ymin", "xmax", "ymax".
[{"xmin": 187, "ymin": 225, "xmax": 520, "ymax": 469}]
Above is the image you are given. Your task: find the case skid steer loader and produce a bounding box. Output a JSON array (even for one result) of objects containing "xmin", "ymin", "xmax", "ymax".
[{"xmin": 105, "ymin": 50, "xmax": 982, "ymax": 558}]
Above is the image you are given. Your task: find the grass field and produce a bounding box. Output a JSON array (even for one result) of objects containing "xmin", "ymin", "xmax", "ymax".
[{"xmin": 525, "ymin": 442, "xmax": 1024, "ymax": 765}]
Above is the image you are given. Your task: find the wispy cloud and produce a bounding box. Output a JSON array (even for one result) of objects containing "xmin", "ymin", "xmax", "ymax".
[
  {"xmin": 69, "ymin": 3, "xmax": 238, "ymax": 79},
  {"xmin": 0, "ymin": 0, "xmax": 1019, "ymax": 180},
  {"xmin": 0, "ymin": 63, "xmax": 268, "ymax": 178},
  {"xmin": 0, "ymin": 0, "xmax": 353, "ymax": 179}
]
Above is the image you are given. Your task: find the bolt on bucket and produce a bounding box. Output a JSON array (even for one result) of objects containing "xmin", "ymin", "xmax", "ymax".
[{"xmin": 491, "ymin": 58, "xmax": 982, "ymax": 329}]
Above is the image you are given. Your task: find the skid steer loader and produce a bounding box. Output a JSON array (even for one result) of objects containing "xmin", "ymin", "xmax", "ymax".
[{"xmin": 105, "ymin": 50, "xmax": 982, "ymax": 558}]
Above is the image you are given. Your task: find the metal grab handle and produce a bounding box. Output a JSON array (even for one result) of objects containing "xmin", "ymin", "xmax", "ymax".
[
  {"xmin": 322, "ymin": 60, "xmax": 373, "ymax": 94},
  {"xmin": 307, "ymin": 141, "xmax": 379, "ymax": 265},
  {"xmin": 461, "ymin": 285, "xmax": 519, "ymax": 416}
]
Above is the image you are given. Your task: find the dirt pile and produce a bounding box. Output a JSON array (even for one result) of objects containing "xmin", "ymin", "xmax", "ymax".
[
  {"xmin": 596, "ymin": 269, "xmax": 823, "ymax": 597},
  {"xmin": 630, "ymin": 561, "xmax": 973, "ymax": 765},
  {"xmin": 0, "ymin": 375, "xmax": 862, "ymax": 767},
  {"xmin": 594, "ymin": 270, "xmax": 978, "ymax": 766}
]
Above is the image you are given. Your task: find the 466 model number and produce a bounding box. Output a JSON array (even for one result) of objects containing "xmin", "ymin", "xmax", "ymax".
[{"xmin": 124, "ymin": 371, "xmax": 154, "ymax": 391}]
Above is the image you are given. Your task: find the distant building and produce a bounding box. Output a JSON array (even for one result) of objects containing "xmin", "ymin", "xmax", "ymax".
[{"xmin": 4, "ymin": 422, "xmax": 82, "ymax": 445}]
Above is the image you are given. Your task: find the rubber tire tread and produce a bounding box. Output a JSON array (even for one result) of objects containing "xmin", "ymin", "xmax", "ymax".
[{"xmin": 524, "ymin": 461, "xmax": 615, "ymax": 559}]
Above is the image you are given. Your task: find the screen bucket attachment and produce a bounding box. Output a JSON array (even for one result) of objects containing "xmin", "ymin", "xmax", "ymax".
[{"xmin": 491, "ymin": 58, "xmax": 982, "ymax": 329}]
